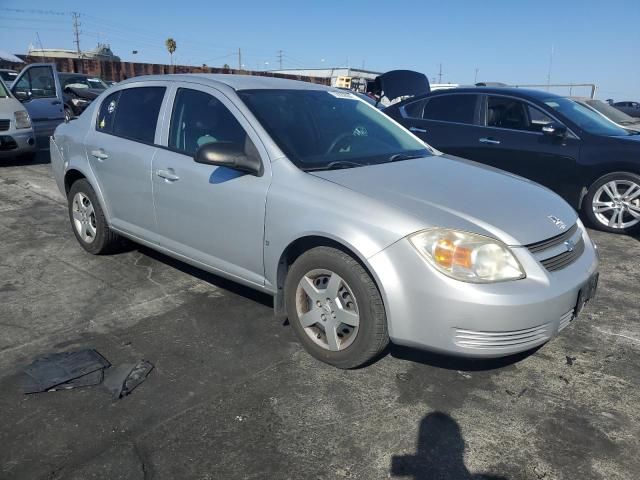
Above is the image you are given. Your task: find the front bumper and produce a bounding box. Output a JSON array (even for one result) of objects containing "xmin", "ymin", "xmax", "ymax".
[
  {"xmin": 0, "ymin": 129, "xmax": 37, "ymax": 158},
  {"xmin": 368, "ymin": 227, "xmax": 599, "ymax": 357}
]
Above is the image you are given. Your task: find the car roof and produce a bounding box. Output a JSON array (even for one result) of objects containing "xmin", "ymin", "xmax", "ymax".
[
  {"xmin": 431, "ymin": 86, "xmax": 563, "ymax": 100},
  {"xmin": 117, "ymin": 73, "xmax": 332, "ymax": 92}
]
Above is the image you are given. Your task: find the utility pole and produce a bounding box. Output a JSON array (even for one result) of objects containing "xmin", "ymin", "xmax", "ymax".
[
  {"xmin": 474, "ymin": 67, "xmax": 479, "ymax": 83},
  {"xmin": 547, "ymin": 44, "xmax": 554, "ymax": 91},
  {"xmin": 238, "ymin": 48, "xmax": 242, "ymax": 70},
  {"xmin": 72, "ymin": 12, "xmax": 81, "ymax": 56},
  {"xmin": 437, "ymin": 63, "xmax": 443, "ymax": 83},
  {"xmin": 277, "ymin": 50, "xmax": 283, "ymax": 70}
]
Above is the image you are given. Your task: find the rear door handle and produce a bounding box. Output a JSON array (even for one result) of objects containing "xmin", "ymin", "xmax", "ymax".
[
  {"xmin": 479, "ymin": 137, "xmax": 501, "ymax": 145},
  {"xmin": 156, "ymin": 168, "xmax": 180, "ymax": 182},
  {"xmin": 409, "ymin": 126, "xmax": 427, "ymax": 133},
  {"xmin": 90, "ymin": 149, "xmax": 109, "ymax": 160}
]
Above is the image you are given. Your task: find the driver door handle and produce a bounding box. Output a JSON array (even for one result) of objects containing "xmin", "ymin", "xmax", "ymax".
[
  {"xmin": 156, "ymin": 168, "xmax": 180, "ymax": 182},
  {"xmin": 90, "ymin": 149, "xmax": 109, "ymax": 160},
  {"xmin": 409, "ymin": 126, "xmax": 427, "ymax": 133},
  {"xmin": 479, "ymin": 137, "xmax": 501, "ymax": 145}
]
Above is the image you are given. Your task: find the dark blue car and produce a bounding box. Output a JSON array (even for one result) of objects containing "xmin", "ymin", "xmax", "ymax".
[{"xmin": 385, "ymin": 87, "xmax": 640, "ymax": 234}]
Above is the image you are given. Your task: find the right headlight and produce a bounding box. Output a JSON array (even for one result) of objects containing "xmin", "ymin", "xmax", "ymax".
[
  {"xmin": 14, "ymin": 110, "xmax": 31, "ymax": 129},
  {"xmin": 409, "ymin": 228, "xmax": 526, "ymax": 283}
]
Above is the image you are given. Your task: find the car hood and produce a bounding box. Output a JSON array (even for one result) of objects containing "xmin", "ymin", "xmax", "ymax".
[
  {"xmin": 0, "ymin": 96, "xmax": 28, "ymax": 116},
  {"xmin": 64, "ymin": 87, "xmax": 103, "ymax": 100},
  {"xmin": 310, "ymin": 155, "xmax": 578, "ymax": 246}
]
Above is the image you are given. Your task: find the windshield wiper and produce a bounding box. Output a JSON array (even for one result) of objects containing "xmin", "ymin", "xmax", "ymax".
[
  {"xmin": 305, "ymin": 160, "xmax": 364, "ymax": 171},
  {"xmin": 387, "ymin": 153, "xmax": 425, "ymax": 163}
]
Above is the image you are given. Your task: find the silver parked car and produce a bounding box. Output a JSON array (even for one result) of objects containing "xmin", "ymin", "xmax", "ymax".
[
  {"xmin": 50, "ymin": 75, "xmax": 599, "ymax": 368},
  {"xmin": 0, "ymin": 78, "xmax": 37, "ymax": 160}
]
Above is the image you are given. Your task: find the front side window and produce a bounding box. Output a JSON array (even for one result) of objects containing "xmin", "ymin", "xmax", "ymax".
[
  {"xmin": 13, "ymin": 66, "xmax": 57, "ymax": 99},
  {"xmin": 239, "ymin": 89, "xmax": 429, "ymax": 170},
  {"xmin": 26, "ymin": 66, "xmax": 57, "ymax": 98},
  {"xmin": 169, "ymin": 88, "xmax": 251, "ymax": 156},
  {"xmin": 109, "ymin": 87, "xmax": 165, "ymax": 143},
  {"xmin": 487, "ymin": 96, "xmax": 553, "ymax": 132},
  {"xmin": 422, "ymin": 94, "xmax": 478, "ymax": 124},
  {"xmin": 545, "ymin": 97, "xmax": 633, "ymax": 137}
]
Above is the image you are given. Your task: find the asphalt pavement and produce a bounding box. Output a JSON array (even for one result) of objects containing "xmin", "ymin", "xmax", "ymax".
[{"xmin": 0, "ymin": 151, "xmax": 639, "ymax": 480}]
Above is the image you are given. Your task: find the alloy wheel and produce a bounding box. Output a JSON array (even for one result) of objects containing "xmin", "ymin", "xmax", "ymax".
[
  {"xmin": 295, "ymin": 269, "xmax": 360, "ymax": 351},
  {"xmin": 72, "ymin": 192, "xmax": 97, "ymax": 243},
  {"xmin": 592, "ymin": 179, "xmax": 640, "ymax": 229}
]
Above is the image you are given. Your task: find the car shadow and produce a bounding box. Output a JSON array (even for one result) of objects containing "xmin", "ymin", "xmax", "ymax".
[
  {"xmin": 391, "ymin": 411, "xmax": 507, "ymax": 479},
  {"xmin": 389, "ymin": 344, "xmax": 540, "ymax": 372},
  {"xmin": 135, "ymin": 244, "xmax": 273, "ymax": 308},
  {"xmin": 0, "ymin": 150, "xmax": 50, "ymax": 167}
]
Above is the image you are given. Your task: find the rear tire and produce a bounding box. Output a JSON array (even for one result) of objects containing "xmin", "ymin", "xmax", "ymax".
[
  {"xmin": 67, "ymin": 179, "xmax": 120, "ymax": 254},
  {"xmin": 284, "ymin": 246, "xmax": 388, "ymax": 369},
  {"xmin": 583, "ymin": 172, "xmax": 640, "ymax": 234}
]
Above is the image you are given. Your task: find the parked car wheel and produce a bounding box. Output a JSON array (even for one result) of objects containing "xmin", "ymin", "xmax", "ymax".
[
  {"xmin": 285, "ymin": 246, "xmax": 388, "ymax": 368},
  {"xmin": 67, "ymin": 179, "xmax": 119, "ymax": 254},
  {"xmin": 583, "ymin": 172, "xmax": 640, "ymax": 233},
  {"xmin": 64, "ymin": 106, "xmax": 73, "ymax": 122}
]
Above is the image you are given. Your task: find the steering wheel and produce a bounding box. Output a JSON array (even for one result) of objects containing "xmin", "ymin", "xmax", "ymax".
[{"xmin": 326, "ymin": 132, "xmax": 354, "ymax": 154}]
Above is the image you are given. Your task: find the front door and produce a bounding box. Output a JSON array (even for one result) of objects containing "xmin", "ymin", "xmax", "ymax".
[
  {"xmin": 469, "ymin": 95, "xmax": 581, "ymax": 201},
  {"xmin": 152, "ymin": 85, "xmax": 271, "ymax": 286},
  {"xmin": 84, "ymin": 84, "xmax": 166, "ymax": 239},
  {"xmin": 11, "ymin": 64, "xmax": 64, "ymax": 144}
]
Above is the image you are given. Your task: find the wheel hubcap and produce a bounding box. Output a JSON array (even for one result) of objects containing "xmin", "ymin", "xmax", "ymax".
[
  {"xmin": 592, "ymin": 179, "xmax": 640, "ymax": 229},
  {"xmin": 72, "ymin": 192, "xmax": 97, "ymax": 243},
  {"xmin": 295, "ymin": 269, "xmax": 360, "ymax": 352}
]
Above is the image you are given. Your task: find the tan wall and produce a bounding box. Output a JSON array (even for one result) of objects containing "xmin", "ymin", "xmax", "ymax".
[{"xmin": 14, "ymin": 55, "xmax": 330, "ymax": 85}]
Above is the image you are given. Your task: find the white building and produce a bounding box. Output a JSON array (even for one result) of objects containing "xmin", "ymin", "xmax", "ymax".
[
  {"xmin": 27, "ymin": 43, "xmax": 120, "ymax": 62},
  {"xmin": 269, "ymin": 67, "xmax": 381, "ymax": 89}
]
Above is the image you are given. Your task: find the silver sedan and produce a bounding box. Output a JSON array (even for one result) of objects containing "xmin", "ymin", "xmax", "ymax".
[{"xmin": 50, "ymin": 74, "xmax": 599, "ymax": 368}]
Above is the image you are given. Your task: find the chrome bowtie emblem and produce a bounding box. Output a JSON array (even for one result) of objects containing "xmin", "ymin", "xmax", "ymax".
[
  {"xmin": 564, "ymin": 240, "xmax": 575, "ymax": 252},
  {"xmin": 547, "ymin": 215, "xmax": 567, "ymax": 230}
]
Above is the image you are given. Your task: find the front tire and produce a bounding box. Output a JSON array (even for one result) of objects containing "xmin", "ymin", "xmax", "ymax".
[
  {"xmin": 67, "ymin": 179, "xmax": 119, "ymax": 254},
  {"xmin": 64, "ymin": 106, "xmax": 73, "ymax": 122},
  {"xmin": 285, "ymin": 246, "xmax": 388, "ymax": 369},
  {"xmin": 583, "ymin": 172, "xmax": 640, "ymax": 234}
]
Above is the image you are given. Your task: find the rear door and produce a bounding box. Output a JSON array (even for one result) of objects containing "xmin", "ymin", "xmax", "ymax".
[
  {"xmin": 83, "ymin": 84, "xmax": 166, "ymax": 240},
  {"xmin": 469, "ymin": 94, "xmax": 581, "ymax": 199},
  {"xmin": 11, "ymin": 63, "xmax": 64, "ymax": 143},
  {"xmin": 398, "ymin": 93, "xmax": 484, "ymax": 159}
]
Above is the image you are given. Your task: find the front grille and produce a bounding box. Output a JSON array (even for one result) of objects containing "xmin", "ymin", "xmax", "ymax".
[
  {"xmin": 453, "ymin": 324, "xmax": 550, "ymax": 349},
  {"xmin": 526, "ymin": 223, "xmax": 579, "ymax": 253},
  {"xmin": 540, "ymin": 237, "xmax": 585, "ymax": 272},
  {"xmin": 0, "ymin": 119, "xmax": 9, "ymax": 132}
]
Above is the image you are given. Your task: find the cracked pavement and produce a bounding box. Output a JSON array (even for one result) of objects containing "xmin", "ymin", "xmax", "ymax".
[{"xmin": 0, "ymin": 153, "xmax": 639, "ymax": 479}]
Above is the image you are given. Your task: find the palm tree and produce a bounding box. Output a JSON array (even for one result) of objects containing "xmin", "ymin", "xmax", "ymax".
[{"xmin": 165, "ymin": 38, "xmax": 177, "ymax": 66}]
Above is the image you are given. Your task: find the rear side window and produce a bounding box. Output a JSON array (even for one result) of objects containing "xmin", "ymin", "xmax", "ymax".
[
  {"xmin": 97, "ymin": 86, "xmax": 165, "ymax": 144},
  {"xmin": 422, "ymin": 94, "xmax": 478, "ymax": 124},
  {"xmin": 96, "ymin": 91, "xmax": 121, "ymax": 134}
]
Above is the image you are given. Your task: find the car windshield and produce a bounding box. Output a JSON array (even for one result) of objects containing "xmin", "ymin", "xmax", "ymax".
[
  {"xmin": 585, "ymin": 99, "xmax": 639, "ymax": 125},
  {"xmin": 544, "ymin": 97, "xmax": 633, "ymax": 136},
  {"xmin": 238, "ymin": 89, "xmax": 430, "ymax": 170},
  {"xmin": 60, "ymin": 74, "xmax": 108, "ymax": 90}
]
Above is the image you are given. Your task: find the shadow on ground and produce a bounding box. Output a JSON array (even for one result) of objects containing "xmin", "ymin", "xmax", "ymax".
[{"xmin": 391, "ymin": 412, "xmax": 507, "ymax": 479}]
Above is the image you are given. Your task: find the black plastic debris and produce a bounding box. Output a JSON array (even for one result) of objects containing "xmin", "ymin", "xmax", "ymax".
[
  {"xmin": 103, "ymin": 360, "xmax": 154, "ymax": 399},
  {"xmin": 22, "ymin": 349, "xmax": 111, "ymax": 394}
]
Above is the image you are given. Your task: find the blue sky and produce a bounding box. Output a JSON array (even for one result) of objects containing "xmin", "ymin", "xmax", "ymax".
[{"xmin": 1, "ymin": 0, "xmax": 639, "ymax": 99}]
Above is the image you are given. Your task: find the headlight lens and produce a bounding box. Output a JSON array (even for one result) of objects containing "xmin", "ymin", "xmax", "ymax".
[
  {"xmin": 71, "ymin": 98, "xmax": 89, "ymax": 106},
  {"xmin": 14, "ymin": 110, "xmax": 31, "ymax": 129},
  {"xmin": 409, "ymin": 229, "xmax": 526, "ymax": 283}
]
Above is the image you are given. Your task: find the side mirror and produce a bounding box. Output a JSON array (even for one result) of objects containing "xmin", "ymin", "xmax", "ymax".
[
  {"xmin": 542, "ymin": 122, "xmax": 567, "ymax": 137},
  {"xmin": 194, "ymin": 142, "xmax": 262, "ymax": 176},
  {"xmin": 13, "ymin": 90, "xmax": 32, "ymax": 102}
]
